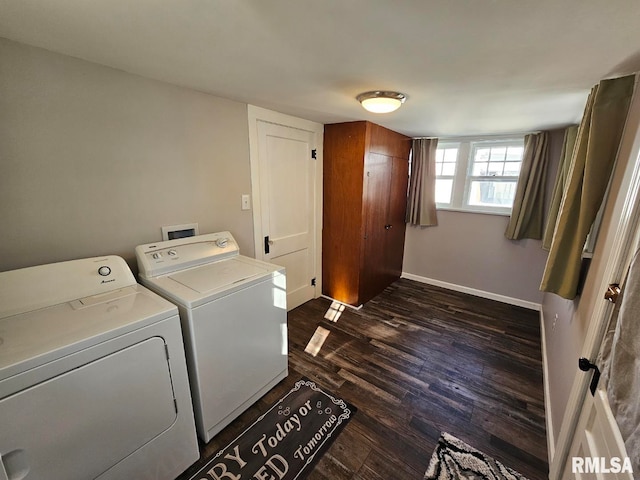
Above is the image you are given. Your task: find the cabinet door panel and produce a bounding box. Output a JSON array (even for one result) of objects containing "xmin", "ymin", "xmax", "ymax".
[
  {"xmin": 368, "ymin": 123, "xmax": 412, "ymax": 159},
  {"xmin": 360, "ymin": 153, "xmax": 391, "ymax": 304},
  {"xmin": 384, "ymin": 156, "xmax": 410, "ymax": 285},
  {"xmin": 322, "ymin": 122, "xmax": 367, "ymax": 305}
]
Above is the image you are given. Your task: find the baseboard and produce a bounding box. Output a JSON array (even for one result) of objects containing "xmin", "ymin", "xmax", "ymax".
[
  {"xmin": 320, "ymin": 295, "xmax": 363, "ymax": 311},
  {"xmin": 539, "ymin": 309, "xmax": 555, "ymax": 463},
  {"xmin": 400, "ymin": 272, "xmax": 542, "ymax": 311}
]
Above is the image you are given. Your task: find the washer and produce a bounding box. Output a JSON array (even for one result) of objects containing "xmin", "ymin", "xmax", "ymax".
[
  {"xmin": 0, "ymin": 256, "xmax": 198, "ymax": 480},
  {"xmin": 136, "ymin": 231, "xmax": 288, "ymax": 443}
]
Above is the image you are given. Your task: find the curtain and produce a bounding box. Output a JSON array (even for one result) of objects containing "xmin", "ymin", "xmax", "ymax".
[
  {"xmin": 540, "ymin": 74, "xmax": 635, "ymax": 299},
  {"xmin": 542, "ymin": 125, "xmax": 579, "ymax": 250},
  {"xmin": 406, "ymin": 138, "xmax": 438, "ymax": 226},
  {"xmin": 505, "ymin": 131, "xmax": 549, "ymax": 240}
]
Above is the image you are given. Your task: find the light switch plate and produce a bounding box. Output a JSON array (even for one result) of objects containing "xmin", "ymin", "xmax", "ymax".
[{"xmin": 241, "ymin": 194, "xmax": 251, "ymax": 210}]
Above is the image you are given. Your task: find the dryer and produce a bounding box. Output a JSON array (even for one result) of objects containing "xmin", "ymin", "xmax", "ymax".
[
  {"xmin": 136, "ymin": 232, "xmax": 288, "ymax": 443},
  {"xmin": 0, "ymin": 256, "xmax": 198, "ymax": 480}
]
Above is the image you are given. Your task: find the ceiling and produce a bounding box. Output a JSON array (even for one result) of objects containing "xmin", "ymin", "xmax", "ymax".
[{"xmin": 1, "ymin": 0, "xmax": 639, "ymax": 137}]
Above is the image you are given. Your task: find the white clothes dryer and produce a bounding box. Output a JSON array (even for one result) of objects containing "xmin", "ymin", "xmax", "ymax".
[
  {"xmin": 136, "ymin": 232, "xmax": 288, "ymax": 443},
  {"xmin": 0, "ymin": 256, "xmax": 198, "ymax": 480}
]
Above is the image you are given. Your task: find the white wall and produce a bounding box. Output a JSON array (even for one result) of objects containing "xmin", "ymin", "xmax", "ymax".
[
  {"xmin": 0, "ymin": 38, "xmax": 254, "ymax": 273},
  {"xmin": 402, "ymin": 129, "xmax": 565, "ymax": 306},
  {"xmin": 403, "ymin": 212, "xmax": 548, "ymax": 304}
]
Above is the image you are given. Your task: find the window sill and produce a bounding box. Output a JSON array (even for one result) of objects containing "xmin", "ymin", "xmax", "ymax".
[{"xmin": 436, "ymin": 206, "xmax": 512, "ymax": 217}]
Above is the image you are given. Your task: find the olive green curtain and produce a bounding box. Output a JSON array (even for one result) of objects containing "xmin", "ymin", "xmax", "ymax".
[
  {"xmin": 505, "ymin": 131, "xmax": 549, "ymax": 240},
  {"xmin": 540, "ymin": 74, "xmax": 635, "ymax": 299},
  {"xmin": 542, "ymin": 125, "xmax": 579, "ymax": 250},
  {"xmin": 407, "ymin": 138, "xmax": 438, "ymax": 226}
]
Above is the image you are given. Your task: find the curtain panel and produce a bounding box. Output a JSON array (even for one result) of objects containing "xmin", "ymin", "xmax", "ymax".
[
  {"xmin": 406, "ymin": 138, "xmax": 438, "ymax": 227},
  {"xmin": 505, "ymin": 131, "xmax": 550, "ymax": 240},
  {"xmin": 542, "ymin": 125, "xmax": 579, "ymax": 250},
  {"xmin": 540, "ymin": 74, "xmax": 635, "ymax": 299}
]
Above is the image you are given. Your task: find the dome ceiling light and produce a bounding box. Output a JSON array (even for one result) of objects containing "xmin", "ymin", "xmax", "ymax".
[{"xmin": 356, "ymin": 91, "xmax": 406, "ymax": 113}]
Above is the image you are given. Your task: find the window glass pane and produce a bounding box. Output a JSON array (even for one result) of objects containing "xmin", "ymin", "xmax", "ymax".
[
  {"xmin": 444, "ymin": 148, "xmax": 458, "ymax": 163},
  {"xmin": 441, "ymin": 162, "xmax": 456, "ymax": 175},
  {"xmin": 504, "ymin": 162, "xmax": 521, "ymax": 176},
  {"xmin": 475, "ymin": 148, "xmax": 490, "ymax": 162},
  {"xmin": 468, "ymin": 181, "xmax": 517, "ymax": 207},
  {"xmin": 472, "ymin": 162, "xmax": 488, "ymax": 176},
  {"xmin": 435, "ymin": 179, "xmax": 453, "ymax": 204},
  {"xmin": 435, "ymin": 149, "xmax": 444, "ymax": 162},
  {"xmin": 489, "ymin": 147, "xmax": 506, "ymax": 161},
  {"xmin": 487, "ymin": 162, "xmax": 503, "ymax": 176},
  {"xmin": 506, "ymin": 146, "xmax": 523, "ymax": 161}
]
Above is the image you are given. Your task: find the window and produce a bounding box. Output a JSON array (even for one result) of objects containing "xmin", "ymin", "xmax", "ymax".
[
  {"xmin": 435, "ymin": 145, "xmax": 458, "ymax": 204},
  {"xmin": 435, "ymin": 137, "xmax": 525, "ymax": 214}
]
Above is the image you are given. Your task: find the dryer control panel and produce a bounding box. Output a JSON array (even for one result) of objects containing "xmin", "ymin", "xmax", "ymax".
[{"xmin": 136, "ymin": 231, "xmax": 239, "ymax": 278}]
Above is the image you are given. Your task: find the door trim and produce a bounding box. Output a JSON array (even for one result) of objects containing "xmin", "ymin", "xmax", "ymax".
[
  {"xmin": 550, "ymin": 82, "xmax": 640, "ymax": 478},
  {"xmin": 247, "ymin": 105, "xmax": 324, "ymax": 299}
]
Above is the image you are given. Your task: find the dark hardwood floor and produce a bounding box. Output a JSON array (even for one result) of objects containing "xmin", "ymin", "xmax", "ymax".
[{"xmin": 177, "ymin": 279, "xmax": 548, "ymax": 480}]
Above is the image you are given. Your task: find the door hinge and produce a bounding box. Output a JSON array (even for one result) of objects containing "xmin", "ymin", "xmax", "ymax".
[
  {"xmin": 579, "ymin": 357, "xmax": 601, "ymax": 396},
  {"xmin": 311, "ymin": 277, "xmax": 316, "ymax": 287},
  {"xmin": 311, "ymin": 149, "xmax": 317, "ymax": 159}
]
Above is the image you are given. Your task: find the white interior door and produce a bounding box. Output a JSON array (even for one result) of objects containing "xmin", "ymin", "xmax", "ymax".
[
  {"xmin": 564, "ymin": 244, "xmax": 640, "ymax": 479},
  {"xmin": 565, "ymin": 387, "xmax": 632, "ymax": 479},
  {"xmin": 248, "ymin": 106, "xmax": 323, "ymax": 311}
]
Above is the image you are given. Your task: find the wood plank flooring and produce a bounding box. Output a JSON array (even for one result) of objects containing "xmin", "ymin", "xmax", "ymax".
[{"xmin": 177, "ymin": 279, "xmax": 548, "ymax": 480}]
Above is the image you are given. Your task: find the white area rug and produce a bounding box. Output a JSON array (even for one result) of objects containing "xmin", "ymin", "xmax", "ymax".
[{"xmin": 424, "ymin": 432, "xmax": 529, "ymax": 480}]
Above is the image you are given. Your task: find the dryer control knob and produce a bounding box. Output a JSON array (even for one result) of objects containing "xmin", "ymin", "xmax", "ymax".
[
  {"xmin": 168, "ymin": 250, "xmax": 177, "ymax": 256},
  {"xmin": 216, "ymin": 238, "xmax": 228, "ymax": 248},
  {"xmin": 98, "ymin": 266, "xmax": 111, "ymax": 276}
]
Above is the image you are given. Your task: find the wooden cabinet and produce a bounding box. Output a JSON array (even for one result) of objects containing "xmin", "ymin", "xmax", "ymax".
[{"xmin": 322, "ymin": 121, "xmax": 411, "ymax": 306}]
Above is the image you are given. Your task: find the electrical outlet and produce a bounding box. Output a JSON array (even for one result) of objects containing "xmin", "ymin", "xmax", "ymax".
[
  {"xmin": 552, "ymin": 313, "xmax": 558, "ymax": 331},
  {"xmin": 241, "ymin": 194, "xmax": 251, "ymax": 211}
]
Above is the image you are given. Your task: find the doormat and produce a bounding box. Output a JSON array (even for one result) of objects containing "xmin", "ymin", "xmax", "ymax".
[
  {"xmin": 424, "ymin": 432, "xmax": 529, "ymax": 480},
  {"xmin": 188, "ymin": 379, "xmax": 356, "ymax": 480}
]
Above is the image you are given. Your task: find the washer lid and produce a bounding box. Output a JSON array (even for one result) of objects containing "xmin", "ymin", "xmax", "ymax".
[
  {"xmin": 0, "ymin": 285, "xmax": 177, "ymax": 381},
  {"xmin": 168, "ymin": 258, "xmax": 269, "ymax": 294}
]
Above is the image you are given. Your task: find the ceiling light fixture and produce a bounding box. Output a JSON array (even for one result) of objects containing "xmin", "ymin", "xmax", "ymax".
[{"xmin": 357, "ymin": 91, "xmax": 406, "ymax": 113}]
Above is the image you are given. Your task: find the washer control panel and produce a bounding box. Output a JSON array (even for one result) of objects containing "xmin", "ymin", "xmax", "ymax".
[
  {"xmin": 136, "ymin": 231, "xmax": 239, "ymax": 278},
  {"xmin": 0, "ymin": 256, "xmax": 136, "ymax": 319},
  {"xmin": 98, "ymin": 265, "xmax": 112, "ymax": 277}
]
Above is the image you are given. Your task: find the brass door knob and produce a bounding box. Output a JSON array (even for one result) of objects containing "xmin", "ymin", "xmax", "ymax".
[{"xmin": 604, "ymin": 283, "xmax": 621, "ymax": 303}]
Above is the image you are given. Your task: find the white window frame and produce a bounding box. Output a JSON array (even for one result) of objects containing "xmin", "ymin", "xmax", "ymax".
[{"xmin": 435, "ymin": 136, "xmax": 525, "ymax": 215}]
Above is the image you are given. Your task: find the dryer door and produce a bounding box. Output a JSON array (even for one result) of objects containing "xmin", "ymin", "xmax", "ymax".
[{"xmin": 0, "ymin": 337, "xmax": 177, "ymax": 480}]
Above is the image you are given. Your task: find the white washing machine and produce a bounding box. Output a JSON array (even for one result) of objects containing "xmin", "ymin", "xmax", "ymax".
[
  {"xmin": 0, "ymin": 256, "xmax": 199, "ymax": 480},
  {"xmin": 136, "ymin": 232, "xmax": 288, "ymax": 443}
]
